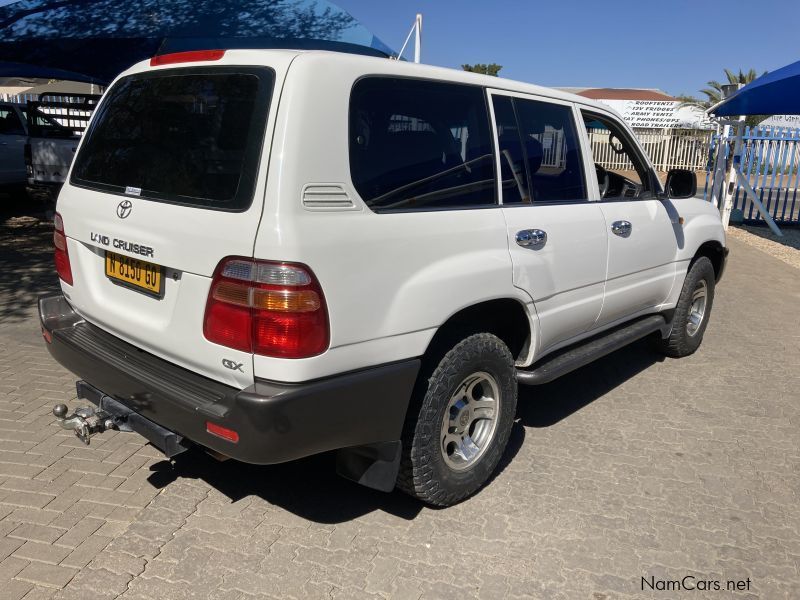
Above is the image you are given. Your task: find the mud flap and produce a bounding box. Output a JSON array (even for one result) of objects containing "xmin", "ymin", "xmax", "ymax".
[{"xmin": 336, "ymin": 441, "xmax": 401, "ymax": 493}]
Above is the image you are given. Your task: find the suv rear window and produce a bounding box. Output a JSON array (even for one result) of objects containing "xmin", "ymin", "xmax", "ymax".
[
  {"xmin": 71, "ymin": 67, "xmax": 274, "ymax": 211},
  {"xmin": 349, "ymin": 77, "xmax": 496, "ymax": 211}
]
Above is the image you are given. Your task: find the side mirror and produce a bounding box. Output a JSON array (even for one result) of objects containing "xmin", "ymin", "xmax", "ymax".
[{"xmin": 664, "ymin": 168, "xmax": 696, "ymax": 199}]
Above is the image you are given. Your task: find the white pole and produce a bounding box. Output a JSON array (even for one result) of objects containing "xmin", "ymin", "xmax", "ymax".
[
  {"xmin": 710, "ymin": 122, "xmax": 730, "ymax": 208},
  {"xmin": 414, "ymin": 13, "xmax": 422, "ymax": 64},
  {"xmin": 720, "ymin": 118, "xmax": 744, "ymax": 228}
]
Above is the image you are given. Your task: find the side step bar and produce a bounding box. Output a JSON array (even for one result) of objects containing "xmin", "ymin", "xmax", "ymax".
[{"xmin": 517, "ymin": 314, "xmax": 666, "ymax": 386}]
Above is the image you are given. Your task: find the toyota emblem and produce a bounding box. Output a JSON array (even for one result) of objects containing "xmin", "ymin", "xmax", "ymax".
[{"xmin": 116, "ymin": 200, "xmax": 133, "ymax": 219}]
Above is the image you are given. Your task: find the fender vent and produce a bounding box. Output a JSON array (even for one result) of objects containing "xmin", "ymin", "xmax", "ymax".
[{"xmin": 302, "ymin": 184, "xmax": 356, "ymax": 210}]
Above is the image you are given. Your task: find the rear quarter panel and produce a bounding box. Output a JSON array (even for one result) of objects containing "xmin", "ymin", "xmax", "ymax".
[{"xmin": 253, "ymin": 53, "xmax": 532, "ymax": 382}]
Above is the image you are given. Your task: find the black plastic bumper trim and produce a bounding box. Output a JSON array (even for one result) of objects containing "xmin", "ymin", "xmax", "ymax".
[{"xmin": 40, "ymin": 294, "xmax": 420, "ymax": 465}]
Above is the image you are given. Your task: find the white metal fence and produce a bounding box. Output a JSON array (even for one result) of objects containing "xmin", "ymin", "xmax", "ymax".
[
  {"xmin": 704, "ymin": 126, "xmax": 800, "ymax": 225},
  {"xmin": 588, "ymin": 127, "xmax": 713, "ymax": 172},
  {"xmin": 0, "ymin": 92, "xmax": 39, "ymax": 104},
  {"xmin": 534, "ymin": 127, "xmax": 568, "ymax": 169}
]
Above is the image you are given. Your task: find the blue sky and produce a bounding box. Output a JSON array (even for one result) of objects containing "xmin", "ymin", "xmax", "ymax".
[
  {"xmin": 1, "ymin": 0, "xmax": 796, "ymax": 97},
  {"xmin": 338, "ymin": 0, "xmax": 799, "ymax": 98}
]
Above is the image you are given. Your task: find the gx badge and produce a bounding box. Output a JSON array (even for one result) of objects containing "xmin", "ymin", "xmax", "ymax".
[{"xmin": 222, "ymin": 359, "xmax": 244, "ymax": 372}]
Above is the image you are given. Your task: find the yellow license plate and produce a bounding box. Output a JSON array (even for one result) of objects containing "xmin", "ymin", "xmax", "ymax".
[{"xmin": 105, "ymin": 251, "xmax": 164, "ymax": 297}]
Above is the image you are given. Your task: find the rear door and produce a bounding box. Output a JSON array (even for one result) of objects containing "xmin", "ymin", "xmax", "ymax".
[
  {"xmin": 489, "ymin": 91, "xmax": 608, "ymax": 354},
  {"xmin": 0, "ymin": 105, "xmax": 28, "ymax": 185},
  {"xmin": 57, "ymin": 59, "xmax": 285, "ymax": 387}
]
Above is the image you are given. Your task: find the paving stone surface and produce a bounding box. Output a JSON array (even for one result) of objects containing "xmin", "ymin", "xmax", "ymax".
[{"xmin": 0, "ymin": 217, "xmax": 798, "ymax": 599}]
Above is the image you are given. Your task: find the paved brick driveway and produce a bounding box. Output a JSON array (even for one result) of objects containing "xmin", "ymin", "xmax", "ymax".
[{"xmin": 0, "ymin": 215, "xmax": 798, "ymax": 599}]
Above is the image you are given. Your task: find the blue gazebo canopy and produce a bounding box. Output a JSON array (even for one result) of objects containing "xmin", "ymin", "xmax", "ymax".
[
  {"xmin": 0, "ymin": 0, "xmax": 395, "ymax": 84},
  {"xmin": 713, "ymin": 58, "xmax": 800, "ymax": 116}
]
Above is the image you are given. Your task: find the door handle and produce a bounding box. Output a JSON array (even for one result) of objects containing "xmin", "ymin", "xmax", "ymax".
[
  {"xmin": 516, "ymin": 229, "xmax": 547, "ymax": 248},
  {"xmin": 611, "ymin": 220, "xmax": 632, "ymax": 237}
]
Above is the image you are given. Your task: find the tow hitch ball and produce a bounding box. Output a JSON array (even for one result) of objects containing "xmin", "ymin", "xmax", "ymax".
[{"xmin": 53, "ymin": 404, "xmax": 116, "ymax": 445}]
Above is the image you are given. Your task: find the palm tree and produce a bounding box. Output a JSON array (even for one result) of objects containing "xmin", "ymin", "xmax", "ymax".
[{"xmin": 679, "ymin": 68, "xmax": 767, "ymax": 127}]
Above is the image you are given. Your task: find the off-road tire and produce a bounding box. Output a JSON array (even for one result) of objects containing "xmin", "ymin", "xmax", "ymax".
[
  {"xmin": 656, "ymin": 256, "xmax": 716, "ymax": 358},
  {"xmin": 397, "ymin": 333, "xmax": 517, "ymax": 506}
]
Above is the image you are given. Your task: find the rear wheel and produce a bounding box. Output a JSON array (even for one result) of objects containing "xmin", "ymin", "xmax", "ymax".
[
  {"xmin": 397, "ymin": 333, "xmax": 517, "ymax": 506},
  {"xmin": 656, "ymin": 256, "xmax": 716, "ymax": 357}
]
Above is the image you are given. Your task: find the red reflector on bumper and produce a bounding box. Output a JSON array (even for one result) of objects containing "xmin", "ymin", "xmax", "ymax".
[{"xmin": 206, "ymin": 421, "xmax": 239, "ymax": 443}]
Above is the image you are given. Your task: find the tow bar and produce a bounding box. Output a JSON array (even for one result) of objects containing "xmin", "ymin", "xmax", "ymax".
[
  {"xmin": 51, "ymin": 382, "xmax": 190, "ymax": 458},
  {"xmin": 52, "ymin": 404, "xmax": 117, "ymax": 445}
]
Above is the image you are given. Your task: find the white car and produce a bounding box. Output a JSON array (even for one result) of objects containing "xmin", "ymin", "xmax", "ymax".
[
  {"xmin": 0, "ymin": 102, "xmax": 28, "ymax": 188},
  {"xmin": 41, "ymin": 49, "xmax": 727, "ymax": 506},
  {"xmin": 25, "ymin": 96, "xmax": 92, "ymax": 199}
]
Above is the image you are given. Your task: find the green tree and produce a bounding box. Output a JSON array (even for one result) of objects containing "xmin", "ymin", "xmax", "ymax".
[
  {"xmin": 679, "ymin": 68, "xmax": 767, "ymax": 127},
  {"xmin": 462, "ymin": 63, "xmax": 503, "ymax": 77}
]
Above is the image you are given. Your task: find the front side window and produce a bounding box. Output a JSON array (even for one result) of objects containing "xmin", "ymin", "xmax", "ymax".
[
  {"xmin": 349, "ymin": 78, "xmax": 496, "ymax": 211},
  {"xmin": 582, "ymin": 111, "xmax": 655, "ymax": 200},
  {"xmin": 0, "ymin": 107, "xmax": 25, "ymax": 135},
  {"xmin": 71, "ymin": 67, "xmax": 274, "ymax": 211}
]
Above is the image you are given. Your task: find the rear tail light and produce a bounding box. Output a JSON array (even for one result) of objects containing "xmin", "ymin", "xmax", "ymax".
[
  {"xmin": 53, "ymin": 212, "xmax": 73, "ymax": 285},
  {"xmin": 203, "ymin": 258, "xmax": 329, "ymax": 358}
]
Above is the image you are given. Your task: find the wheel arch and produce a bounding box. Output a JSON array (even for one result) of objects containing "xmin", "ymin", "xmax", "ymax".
[
  {"xmin": 692, "ymin": 240, "xmax": 726, "ymax": 282},
  {"xmin": 422, "ymin": 297, "xmax": 533, "ymax": 368}
]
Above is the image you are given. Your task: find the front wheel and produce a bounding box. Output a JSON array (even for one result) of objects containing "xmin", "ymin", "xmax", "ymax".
[
  {"xmin": 656, "ymin": 256, "xmax": 716, "ymax": 357},
  {"xmin": 397, "ymin": 333, "xmax": 517, "ymax": 506}
]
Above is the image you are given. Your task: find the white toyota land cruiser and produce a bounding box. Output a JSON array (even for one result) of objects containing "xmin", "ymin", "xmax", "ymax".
[{"xmin": 41, "ymin": 49, "xmax": 728, "ymax": 506}]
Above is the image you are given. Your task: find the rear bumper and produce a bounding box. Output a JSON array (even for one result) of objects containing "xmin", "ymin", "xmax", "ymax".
[{"xmin": 39, "ymin": 294, "xmax": 419, "ymax": 464}]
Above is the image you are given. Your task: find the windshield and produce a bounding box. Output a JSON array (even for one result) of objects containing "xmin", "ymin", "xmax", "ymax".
[{"xmin": 71, "ymin": 66, "xmax": 274, "ymax": 211}]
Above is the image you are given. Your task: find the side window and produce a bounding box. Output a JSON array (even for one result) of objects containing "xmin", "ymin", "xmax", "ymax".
[
  {"xmin": 513, "ymin": 98, "xmax": 586, "ymax": 202},
  {"xmin": 581, "ymin": 111, "xmax": 654, "ymax": 200},
  {"xmin": 492, "ymin": 95, "xmax": 530, "ymax": 204},
  {"xmin": 349, "ymin": 78, "xmax": 496, "ymax": 211},
  {"xmin": 0, "ymin": 108, "xmax": 25, "ymax": 135}
]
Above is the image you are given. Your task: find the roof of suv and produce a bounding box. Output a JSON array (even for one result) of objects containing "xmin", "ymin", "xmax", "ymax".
[{"xmin": 119, "ymin": 49, "xmax": 617, "ymax": 117}]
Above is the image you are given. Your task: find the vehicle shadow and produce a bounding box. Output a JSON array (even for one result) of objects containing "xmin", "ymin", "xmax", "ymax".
[
  {"xmin": 516, "ymin": 337, "xmax": 664, "ymax": 428},
  {"xmin": 145, "ymin": 341, "xmax": 661, "ymax": 522},
  {"xmin": 0, "ymin": 191, "xmax": 59, "ymax": 324},
  {"xmin": 147, "ymin": 415, "xmax": 527, "ymax": 523},
  {"xmin": 145, "ymin": 339, "xmax": 660, "ymax": 522}
]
